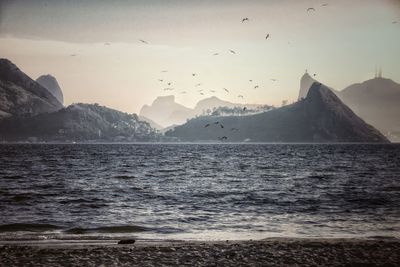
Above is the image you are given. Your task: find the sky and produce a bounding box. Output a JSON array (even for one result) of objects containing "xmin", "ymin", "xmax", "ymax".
[{"xmin": 0, "ymin": 0, "xmax": 399, "ymax": 113}]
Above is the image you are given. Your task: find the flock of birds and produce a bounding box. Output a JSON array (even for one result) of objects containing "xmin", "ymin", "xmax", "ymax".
[{"xmin": 66, "ymin": 3, "xmax": 398, "ymax": 140}]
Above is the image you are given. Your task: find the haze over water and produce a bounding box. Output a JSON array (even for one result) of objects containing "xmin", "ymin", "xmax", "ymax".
[{"xmin": 1, "ymin": 144, "xmax": 399, "ymax": 241}]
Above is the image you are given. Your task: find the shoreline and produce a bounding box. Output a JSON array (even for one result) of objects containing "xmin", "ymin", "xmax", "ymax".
[{"xmin": 1, "ymin": 237, "xmax": 399, "ymax": 266}]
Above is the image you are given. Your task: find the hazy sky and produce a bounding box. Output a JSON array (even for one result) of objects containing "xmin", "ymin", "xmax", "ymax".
[{"xmin": 1, "ymin": 0, "xmax": 399, "ymax": 113}]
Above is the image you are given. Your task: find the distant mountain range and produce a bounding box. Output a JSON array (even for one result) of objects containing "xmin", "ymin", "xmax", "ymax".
[
  {"xmin": 298, "ymin": 71, "xmax": 400, "ymax": 141},
  {"xmin": 0, "ymin": 59, "xmax": 63, "ymax": 119},
  {"xmin": 0, "ymin": 57, "xmax": 396, "ymax": 143},
  {"xmin": 166, "ymin": 83, "xmax": 388, "ymax": 143},
  {"xmin": 140, "ymin": 95, "xmax": 260, "ymax": 128}
]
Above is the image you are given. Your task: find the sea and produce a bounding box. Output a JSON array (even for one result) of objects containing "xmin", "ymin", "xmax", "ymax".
[{"xmin": 0, "ymin": 143, "xmax": 399, "ymax": 241}]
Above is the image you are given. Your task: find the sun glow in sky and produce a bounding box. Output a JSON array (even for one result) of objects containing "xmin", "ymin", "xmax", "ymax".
[{"xmin": 1, "ymin": 0, "xmax": 399, "ymax": 113}]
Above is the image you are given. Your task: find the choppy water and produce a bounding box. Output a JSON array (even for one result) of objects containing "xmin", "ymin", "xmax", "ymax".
[{"xmin": 0, "ymin": 144, "xmax": 399, "ymax": 241}]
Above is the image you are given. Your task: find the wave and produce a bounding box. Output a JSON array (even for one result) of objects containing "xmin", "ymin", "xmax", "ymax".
[
  {"xmin": 65, "ymin": 225, "xmax": 148, "ymax": 234},
  {"xmin": 0, "ymin": 223, "xmax": 62, "ymax": 232}
]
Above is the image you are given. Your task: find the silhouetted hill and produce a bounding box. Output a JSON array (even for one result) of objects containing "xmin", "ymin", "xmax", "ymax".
[
  {"xmin": 338, "ymin": 77, "xmax": 400, "ymax": 140},
  {"xmin": 0, "ymin": 103, "xmax": 161, "ymax": 142},
  {"xmin": 36, "ymin": 74, "xmax": 64, "ymax": 104},
  {"xmin": 166, "ymin": 83, "xmax": 388, "ymax": 143},
  {"xmin": 140, "ymin": 95, "xmax": 194, "ymax": 127},
  {"xmin": 0, "ymin": 59, "xmax": 63, "ymax": 119}
]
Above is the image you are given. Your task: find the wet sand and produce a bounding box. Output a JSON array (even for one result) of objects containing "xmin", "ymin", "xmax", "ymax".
[{"xmin": 1, "ymin": 238, "xmax": 399, "ymax": 266}]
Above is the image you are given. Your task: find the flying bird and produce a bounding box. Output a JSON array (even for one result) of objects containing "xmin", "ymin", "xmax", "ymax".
[
  {"xmin": 192, "ymin": 73, "xmax": 196, "ymax": 76},
  {"xmin": 229, "ymin": 49, "xmax": 236, "ymax": 54},
  {"xmin": 139, "ymin": 39, "xmax": 149, "ymax": 44},
  {"xmin": 209, "ymin": 90, "xmax": 216, "ymax": 93},
  {"xmin": 158, "ymin": 79, "xmax": 163, "ymax": 82},
  {"xmin": 254, "ymin": 85, "xmax": 259, "ymax": 89},
  {"xmin": 271, "ymin": 78, "xmax": 277, "ymax": 82},
  {"xmin": 241, "ymin": 18, "xmax": 249, "ymax": 23},
  {"xmin": 223, "ymin": 88, "xmax": 229, "ymax": 93},
  {"xmin": 104, "ymin": 42, "xmax": 111, "ymax": 46},
  {"xmin": 266, "ymin": 34, "xmax": 270, "ymax": 40},
  {"xmin": 321, "ymin": 3, "xmax": 328, "ymax": 7},
  {"xmin": 238, "ymin": 95, "xmax": 244, "ymax": 99},
  {"xmin": 220, "ymin": 124, "xmax": 224, "ymax": 129},
  {"xmin": 70, "ymin": 54, "xmax": 77, "ymax": 57},
  {"xmin": 249, "ymin": 79, "xmax": 253, "ymax": 82},
  {"xmin": 307, "ymin": 7, "xmax": 316, "ymax": 12},
  {"xmin": 196, "ymin": 83, "xmax": 202, "ymax": 87},
  {"xmin": 243, "ymin": 107, "xmax": 247, "ymax": 111},
  {"xmin": 167, "ymin": 82, "xmax": 172, "ymax": 86},
  {"xmin": 213, "ymin": 53, "xmax": 219, "ymax": 56},
  {"xmin": 205, "ymin": 123, "xmax": 210, "ymax": 127}
]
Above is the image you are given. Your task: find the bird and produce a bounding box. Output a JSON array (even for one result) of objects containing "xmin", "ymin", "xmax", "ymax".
[
  {"xmin": 266, "ymin": 34, "xmax": 270, "ymax": 40},
  {"xmin": 393, "ymin": 21, "xmax": 398, "ymax": 24},
  {"xmin": 307, "ymin": 7, "xmax": 315, "ymax": 12},
  {"xmin": 238, "ymin": 95, "xmax": 244, "ymax": 99},
  {"xmin": 104, "ymin": 42, "xmax": 111, "ymax": 46},
  {"xmin": 209, "ymin": 90, "xmax": 216, "ymax": 93},
  {"xmin": 249, "ymin": 79, "xmax": 253, "ymax": 82},
  {"xmin": 214, "ymin": 122, "xmax": 220, "ymax": 125},
  {"xmin": 167, "ymin": 82, "xmax": 172, "ymax": 86},
  {"xmin": 196, "ymin": 83, "xmax": 202, "ymax": 87},
  {"xmin": 254, "ymin": 85, "xmax": 259, "ymax": 89},
  {"xmin": 270, "ymin": 78, "xmax": 277, "ymax": 82},
  {"xmin": 213, "ymin": 53, "xmax": 219, "ymax": 56},
  {"xmin": 161, "ymin": 70, "xmax": 168, "ymax": 73},
  {"xmin": 243, "ymin": 107, "xmax": 247, "ymax": 111},
  {"xmin": 192, "ymin": 73, "xmax": 196, "ymax": 76},
  {"xmin": 241, "ymin": 18, "xmax": 249, "ymax": 23},
  {"xmin": 200, "ymin": 92, "xmax": 204, "ymax": 95},
  {"xmin": 139, "ymin": 39, "xmax": 149, "ymax": 44},
  {"xmin": 313, "ymin": 74, "xmax": 317, "ymax": 77},
  {"xmin": 158, "ymin": 79, "xmax": 163, "ymax": 82},
  {"xmin": 70, "ymin": 54, "xmax": 77, "ymax": 57},
  {"xmin": 229, "ymin": 49, "xmax": 236, "ymax": 54},
  {"xmin": 223, "ymin": 88, "xmax": 229, "ymax": 93},
  {"xmin": 220, "ymin": 124, "xmax": 224, "ymax": 129},
  {"xmin": 321, "ymin": 3, "xmax": 328, "ymax": 7},
  {"xmin": 205, "ymin": 123, "xmax": 210, "ymax": 127}
]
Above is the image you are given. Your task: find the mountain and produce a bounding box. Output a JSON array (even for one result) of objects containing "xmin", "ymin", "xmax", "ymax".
[
  {"xmin": 0, "ymin": 103, "xmax": 161, "ymax": 142},
  {"xmin": 166, "ymin": 83, "xmax": 388, "ymax": 143},
  {"xmin": 140, "ymin": 95, "xmax": 262, "ymax": 128},
  {"xmin": 139, "ymin": 95, "xmax": 195, "ymax": 128},
  {"xmin": 298, "ymin": 71, "xmax": 318, "ymax": 100},
  {"xmin": 36, "ymin": 74, "xmax": 64, "ymax": 104},
  {"xmin": 0, "ymin": 59, "xmax": 63, "ymax": 119},
  {"xmin": 337, "ymin": 77, "xmax": 400, "ymax": 140}
]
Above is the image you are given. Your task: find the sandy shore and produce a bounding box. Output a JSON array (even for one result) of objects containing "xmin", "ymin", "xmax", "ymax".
[{"xmin": 1, "ymin": 238, "xmax": 399, "ymax": 266}]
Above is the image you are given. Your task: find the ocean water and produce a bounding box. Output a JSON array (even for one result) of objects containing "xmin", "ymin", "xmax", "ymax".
[{"xmin": 0, "ymin": 143, "xmax": 399, "ymax": 241}]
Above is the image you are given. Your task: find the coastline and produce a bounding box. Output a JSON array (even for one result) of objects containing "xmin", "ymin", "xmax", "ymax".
[{"xmin": 1, "ymin": 237, "xmax": 399, "ymax": 266}]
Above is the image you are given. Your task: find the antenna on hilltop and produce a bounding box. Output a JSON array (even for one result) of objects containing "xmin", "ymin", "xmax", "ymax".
[{"xmin": 378, "ymin": 67, "xmax": 382, "ymax": 78}]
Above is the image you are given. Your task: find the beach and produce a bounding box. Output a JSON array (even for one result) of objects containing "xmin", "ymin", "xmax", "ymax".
[{"xmin": 1, "ymin": 238, "xmax": 399, "ymax": 266}]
